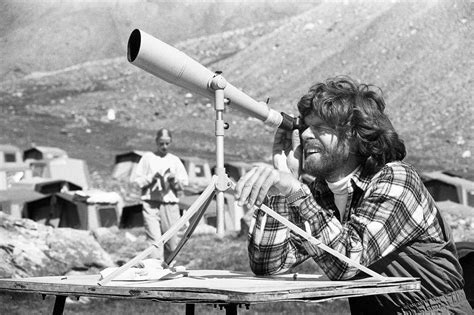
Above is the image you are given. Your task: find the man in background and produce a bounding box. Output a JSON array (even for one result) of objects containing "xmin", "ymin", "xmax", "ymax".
[{"xmin": 132, "ymin": 128, "xmax": 188, "ymax": 262}]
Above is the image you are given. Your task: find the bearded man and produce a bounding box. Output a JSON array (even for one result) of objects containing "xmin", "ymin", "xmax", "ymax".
[{"xmin": 235, "ymin": 76, "xmax": 471, "ymax": 314}]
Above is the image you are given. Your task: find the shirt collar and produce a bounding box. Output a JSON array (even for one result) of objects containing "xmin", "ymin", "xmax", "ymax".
[
  {"xmin": 326, "ymin": 167, "xmax": 360, "ymax": 194},
  {"xmin": 351, "ymin": 165, "xmax": 371, "ymax": 192},
  {"xmin": 310, "ymin": 165, "xmax": 370, "ymax": 194}
]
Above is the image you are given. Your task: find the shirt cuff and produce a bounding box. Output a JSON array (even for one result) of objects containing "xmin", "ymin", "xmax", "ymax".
[
  {"xmin": 295, "ymin": 195, "xmax": 326, "ymax": 234},
  {"xmin": 286, "ymin": 184, "xmax": 311, "ymax": 206},
  {"xmin": 266, "ymin": 195, "xmax": 291, "ymax": 216}
]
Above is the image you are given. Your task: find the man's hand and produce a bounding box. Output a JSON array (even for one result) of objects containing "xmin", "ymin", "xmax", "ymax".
[
  {"xmin": 165, "ymin": 171, "xmax": 182, "ymax": 192},
  {"xmin": 151, "ymin": 172, "xmax": 164, "ymax": 190},
  {"xmin": 167, "ymin": 173, "xmax": 176, "ymax": 184},
  {"xmin": 272, "ymin": 127, "xmax": 302, "ymax": 176},
  {"xmin": 153, "ymin": 171, "xmax": 163, "ymax": 180},
  {"xmin": 234, "ymin": 164, "xmax": 300, "ymax": 208}
]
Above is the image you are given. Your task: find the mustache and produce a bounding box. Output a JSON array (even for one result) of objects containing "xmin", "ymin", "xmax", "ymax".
[{"xmin": 303, "ymin": 140, "xmax": 326, "ymax": 155}]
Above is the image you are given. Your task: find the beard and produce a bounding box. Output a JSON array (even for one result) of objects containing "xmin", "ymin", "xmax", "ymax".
[{"xmin": 303, "ymin": 143, "xmax": 349, "ymax": 180}]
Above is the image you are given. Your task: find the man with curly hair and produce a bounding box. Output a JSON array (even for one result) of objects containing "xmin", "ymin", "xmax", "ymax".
[{"xmin": 235, "ymin": 76, "xmax": 471, "ymax": 314}]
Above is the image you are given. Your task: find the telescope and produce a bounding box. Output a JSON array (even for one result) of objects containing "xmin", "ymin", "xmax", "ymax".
[{"xmin": 127, "ymin": 29, "xmax": 298, "ymax": 131}]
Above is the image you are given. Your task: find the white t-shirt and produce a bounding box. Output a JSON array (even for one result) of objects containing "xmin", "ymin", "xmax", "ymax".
[
  {"xmin": 132, "ymin": 152, "xmax": 189, "ymax": 203},
  {"xmin": 326, "ymin": 167, "xmax": 359, "ymax": 220}
]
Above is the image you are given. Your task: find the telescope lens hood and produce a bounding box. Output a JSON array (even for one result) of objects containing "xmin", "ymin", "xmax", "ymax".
[
  {"xmin": 126, "ymin": 28, "xmax": 285, "ymax": 129},
  {"xmin": 128, "ymin": 29, "xmax": 141, "ymax": 63}
]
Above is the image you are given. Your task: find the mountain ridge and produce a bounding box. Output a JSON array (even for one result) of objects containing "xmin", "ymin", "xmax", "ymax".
[{"xmin": 0, "ymin": 0, "xmax": 472, "ymax": 189}]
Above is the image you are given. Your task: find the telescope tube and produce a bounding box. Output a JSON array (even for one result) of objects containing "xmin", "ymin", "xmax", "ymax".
[{"xmin": 127, "ymin": 29, "xmax": 290, "ymax": 129}]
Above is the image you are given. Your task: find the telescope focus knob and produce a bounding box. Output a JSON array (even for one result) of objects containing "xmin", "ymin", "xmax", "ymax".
[{"xmin": 208, "ymin": 74, "xmax": 227, "ymax": 91}]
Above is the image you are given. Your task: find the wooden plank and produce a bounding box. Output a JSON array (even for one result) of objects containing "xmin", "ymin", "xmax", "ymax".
[{"xmin": 0, "ymin": 270, "xmax": 419, "ymax": 304}]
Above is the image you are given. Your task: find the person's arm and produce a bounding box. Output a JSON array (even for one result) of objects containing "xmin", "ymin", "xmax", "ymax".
[
  {"xmin": 238, "ymin": 127, "xmax": 308, "ymax": 275},
  {"xmin": 298, "ymin": 163, "xmax": 437, "ymax": 280},
  {"xmin": 131, "ymin": 154, "xmax": 156, "ymax": 188},
  {"xmin": 168, "ymin": 157, "xmax": 189, "ymax": 192},
  {"xmin": 248, "ymin": 195, "xmax": 311, "ymax": 275}
]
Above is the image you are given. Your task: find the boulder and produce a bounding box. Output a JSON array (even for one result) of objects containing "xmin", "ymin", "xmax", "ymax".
[{"xmin": 0, "ymin": 212, "xmax": 114, "ymax": 278}]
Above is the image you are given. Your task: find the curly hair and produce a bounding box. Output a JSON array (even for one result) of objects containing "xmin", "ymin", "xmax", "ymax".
[{"xmin": 297, "ymin": 76, "xmax": 406, "ymax": 176}]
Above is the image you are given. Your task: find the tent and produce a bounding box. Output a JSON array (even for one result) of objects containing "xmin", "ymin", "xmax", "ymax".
[
  {"xmin": 0, "ymin": 144, "xmax": 31, "ymax": 190},
  {"xmin": 10, "ymin": 178, "xmax": 82, "ymax": 194},
  {"xmin": 111, "ymin": 150, "xmax": 148, "ymax": 181},
  {"xmin": 27, "ymin": 158, "xmax": 91, "ymax": 190},
  {"xmin": 0, "ymin": 188, "xmax": 50, "ymax": 219},
  {"xmin": 422, "ymin": 171, "xmax": 474, "ymax": 207},
  {"xmin": 119, "ymin": 204, "xmax": 144, "ymax": 228},
  {"xmin": 0, "ymin": 178, "xmax": 82, "ymax": 224},
  {"xmin": 23, "ymin": 146, "xmax": 92, "ymax": 189},
  {"xmin": 55, "ymin": 191, "xmax": 123, "ymax": 230},
  {"xmin": 23, "ymin": 146, "xmax": 68, "ymax": 161},
  {"xmin": 0, "ymin": 177, "xmax": 122, "ymax": 230}
]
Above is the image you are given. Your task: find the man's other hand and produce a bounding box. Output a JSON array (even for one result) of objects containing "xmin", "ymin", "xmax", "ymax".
[
  {"xmin": 234, "ymin": 164, "xmax": 300, "ymax": 208},
  {"xmin": 272, "ymin": 128, "xmax": 302, "ymax": 176}
]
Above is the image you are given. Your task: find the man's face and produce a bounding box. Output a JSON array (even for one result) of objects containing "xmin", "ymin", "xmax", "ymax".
[
  {"xmin": 155, "ymin": 136, "xmax": 171, "ymax": 156},
  {"xmin": 301, "ymin": 113, "xmax": 350, "ymax": 179}
]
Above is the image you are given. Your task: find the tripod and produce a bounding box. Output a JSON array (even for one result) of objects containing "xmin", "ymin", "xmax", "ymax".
[{"xmin": 98, "ymin": 73, "xmax": 235, "ymax": 285}]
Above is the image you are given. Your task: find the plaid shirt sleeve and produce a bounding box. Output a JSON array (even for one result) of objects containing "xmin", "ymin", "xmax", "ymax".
[
  {"xmin": 248, "ymin": 196, "xmax": 311, "ymax": 275},
  {"xmin": 248, "ymin": 162, "xmax": 442, "ymax": 280}
]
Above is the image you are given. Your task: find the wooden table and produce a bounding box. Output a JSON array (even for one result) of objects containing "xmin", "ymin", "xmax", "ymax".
[{"xmin": 0, "ymin": 269, "xmax": 420, "ymax": 314}]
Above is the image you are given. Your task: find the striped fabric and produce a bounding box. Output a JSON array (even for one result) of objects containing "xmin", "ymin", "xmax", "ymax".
[{"xmin": 248, "ymin": 161, "xmax": 444, "ymax": 280}]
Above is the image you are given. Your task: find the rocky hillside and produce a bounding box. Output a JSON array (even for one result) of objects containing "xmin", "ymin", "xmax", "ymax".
[
  {"xmin": 0, "ymin": 0, "xmax": 472, "ymax": 192},
  {"xmin": 212, "ymin": 0, "xmax": 473, "ymax": 176},
  {"xmin": 0, "ymin": 0, "xmax": 315, "ymax": 80}
]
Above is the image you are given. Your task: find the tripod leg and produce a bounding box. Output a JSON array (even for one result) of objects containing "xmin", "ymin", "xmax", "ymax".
[
  {"xmin": 165, "ymin": 190, "xmax": 216, "ymax": 265},
  {"xmin": 98, "ymin": 177, "xmax": 218, "ymax": 285}
]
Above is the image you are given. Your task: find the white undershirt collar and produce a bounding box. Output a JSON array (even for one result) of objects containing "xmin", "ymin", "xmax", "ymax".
[{"xmin": 326, "ymin": 167, "xmax": 360, "ymax": 219}]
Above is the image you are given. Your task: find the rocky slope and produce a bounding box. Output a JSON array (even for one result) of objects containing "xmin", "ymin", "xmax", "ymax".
[{"xmin": 1, "ymin": 1, "xmax": 471, "ymax": 185}]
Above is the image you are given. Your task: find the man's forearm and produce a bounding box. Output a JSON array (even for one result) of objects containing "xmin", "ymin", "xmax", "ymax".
[
  {"xmin": 247, "ymin": 197, "xmax": 305, "ymax": 275},
  {"xmin": 133, "ymin": 173, "xmax": 159, "ymax": 190}
]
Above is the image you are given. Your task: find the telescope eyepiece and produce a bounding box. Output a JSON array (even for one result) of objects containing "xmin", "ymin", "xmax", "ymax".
[
  {"xmin": 279, "ymin": 112, "xmax": 302, "ymax": 131},
  {"xmin": 128, "ymin": 29, "xmax": 141, "ymax": 63}
]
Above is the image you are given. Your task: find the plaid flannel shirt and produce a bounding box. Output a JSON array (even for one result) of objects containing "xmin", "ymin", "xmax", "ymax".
[{"xmin": 248, "ymin": 161, "xmax": 444, "ymax": 280}]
